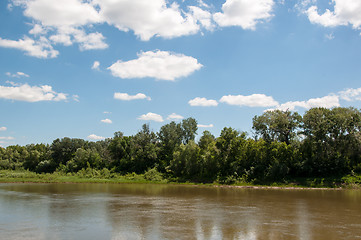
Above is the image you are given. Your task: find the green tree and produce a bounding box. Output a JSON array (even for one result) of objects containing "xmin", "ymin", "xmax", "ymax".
[
  {"xmin": 253, "ymin": 110, "xmax": 302, "ymax": 145},
  {"xmin": 108, "ymin": 132, "xmax": 132, "ymax": 172},
  {"xmin": 181, "ymin": 117, "xmax": 198, "ymax": 144},
  {"xmin": 198, "ymin": 130, "xmax": 215, "ymax": 151},
  {"xmin": 130, "ymin": 124, "xmax": 159, "ymax": 173},
  {"xmin": 158, "ymin": 121, "xmax": 183, "ymax": 170},
  {"xmin": 301, "ymin": 107, "xmax": 361, "ymax": 175},
  {"xmin": 216, "ymin": 127, "xmax": 247, "ymax": 179},
  {"xmin": 170, "ymin": 140, "xmax": 201, "ymax": 179},
  {"xmin": 23, "ymin": 144, "xmax": 51, "ymax": 172},
  {"xmin": 67, "ymin": 148, "xmax": 102, "ymax": 172},
  {"xmin": 50, "ymin": 138, "xmax": 87, "ymax": 170}
]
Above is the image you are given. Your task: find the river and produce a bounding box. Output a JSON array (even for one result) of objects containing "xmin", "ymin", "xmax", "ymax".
[{"xmin": 0, "ymin": 183, "xmax": 360, "ymax": 239}]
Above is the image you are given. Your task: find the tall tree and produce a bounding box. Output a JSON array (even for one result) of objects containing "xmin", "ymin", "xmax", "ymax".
[
  {"xmin": 302, "ymin": 107, "xmax": 361, "ymax": 175},
  {"xmin": 51, "ymin": 138, "xmax": 87, "ymax": 168},
  {"xmin": 158, "ymin": 121, "xmax": 183, "ymax": 170},
  {"xmin": 130, "ymin": 124, "xmax": 159, "ymax": 173},
  {"xmin": 198, "ymin": 130, "xmax": 215, "ymax": 151},
  {"xmin": 181, "ymin": 117, "xmax": 198, "ymax": 144},
  {"xmin": 252, "ymin": 110, "xmax": 302, "ymax": 145},
  {"xmin": 108, "ymin": 132, "xmax": 132, "ymax": 172},
  {"xmin": 216, "ymin": 127, "xmax": 247, "ymax": 178}
]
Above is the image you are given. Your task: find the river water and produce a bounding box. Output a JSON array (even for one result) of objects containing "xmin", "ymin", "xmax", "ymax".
[{"xmin": 0, "ymin": 183, "xmax": 360, "ymax": 240}]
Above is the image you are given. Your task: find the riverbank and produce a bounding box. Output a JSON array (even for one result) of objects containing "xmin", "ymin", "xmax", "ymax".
[{"xmin": 1, "ymin": 169, "xmax": 360, "ymax": 189}]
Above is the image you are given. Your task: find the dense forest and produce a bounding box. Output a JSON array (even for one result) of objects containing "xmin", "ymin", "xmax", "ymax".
[{"xmin": 1, "ymin": 107, "xmax": 361, "ymax": 184}]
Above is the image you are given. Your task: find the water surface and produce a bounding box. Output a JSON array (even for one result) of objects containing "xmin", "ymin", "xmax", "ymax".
[{"xmin": 0, "ymin": 183, "xmax": 360, "ymax": 240}]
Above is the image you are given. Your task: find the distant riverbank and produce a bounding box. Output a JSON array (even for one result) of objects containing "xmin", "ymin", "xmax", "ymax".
[{"xmin": 1, "ymin": 170, "xmax": 360, "ymax": 189}]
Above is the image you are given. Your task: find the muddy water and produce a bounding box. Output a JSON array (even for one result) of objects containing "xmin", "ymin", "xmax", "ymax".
[{"xmin": 0, "ymin": 183, "xmax": 360, "ymax": 240}]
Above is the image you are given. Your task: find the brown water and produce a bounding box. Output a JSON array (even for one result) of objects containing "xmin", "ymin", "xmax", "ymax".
[{"xmin": 0, "ymin": 183, "xmax": 360, "ymax": 240}]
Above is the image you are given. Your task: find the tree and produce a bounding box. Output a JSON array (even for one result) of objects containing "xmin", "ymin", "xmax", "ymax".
[
  {"xmin": 130, "ymin": 124, "xmax": 159, "ymax": 173},
  {"xmin": 23, "ymin": 144, "xmax": 51, "ymax": 172},
  {"xmin": 170, "ymin": 141, "xmax": 201, "ymax": 179},
  {"xmin": 158, "ymin": 121, "xmax": 183, "ymax": 170},
  {"xmin": 198, "ymin": 130, "xmax": 215, "ymax": 151},
  {"xmin": 216, "ymin": 127, "xmax": 247, "ymax": 179},
  {"xmin": 67, "ymin": 148, "xmax": 102, "ymax": 172},
  {"xmin": 301, "ymin": 107, "xmax": 361, "ymax": 175},
  {"xmin": 252, "ymin": 110, "xmax": 302, "ymax": 145},
  {"xmin": 51, "ymin": 138, "xmax": 87, "ymax": 169},
  {"xmin": 108, "ymin": 132, "xmax": 132, "ymax": 172},
  {"xmin": 181, "ymin": 117, "xmax": 198, "ymax": 144}
]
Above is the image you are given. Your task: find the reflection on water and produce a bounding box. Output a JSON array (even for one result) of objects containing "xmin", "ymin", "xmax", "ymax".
[{"xmin": 1, "ymin": 183, "xmax": 361, "ymax": 240}]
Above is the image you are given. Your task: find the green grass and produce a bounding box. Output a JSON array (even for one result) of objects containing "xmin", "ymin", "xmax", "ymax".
[
  {"xmin": 0, "ymin": 169, "xmax": 166, "ymax": 184},
  {"xmin": 1, "ymin": 169, "xmax": 360, "ymax": 189}
]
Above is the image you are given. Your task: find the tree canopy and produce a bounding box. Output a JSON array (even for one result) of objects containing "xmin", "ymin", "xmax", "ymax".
[{"xmin": 1, "ymin": 110, "xmax": 361, "ymax": 183}]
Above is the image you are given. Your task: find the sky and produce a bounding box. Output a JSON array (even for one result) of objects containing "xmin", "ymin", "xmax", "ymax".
[{"xmin": 1, "ymin": 0, "xmax": 361, "ymax": 147}]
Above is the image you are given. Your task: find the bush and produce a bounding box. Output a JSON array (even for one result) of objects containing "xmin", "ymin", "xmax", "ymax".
[{"xmin": 144, "ymin": 167, "xmax": 164, "ymax": 182}]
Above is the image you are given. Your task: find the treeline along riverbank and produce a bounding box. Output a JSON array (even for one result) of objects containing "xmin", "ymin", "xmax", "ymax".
[{"xmin": 1, "ymin": 107, "xmax": 361, "ymax": 188}]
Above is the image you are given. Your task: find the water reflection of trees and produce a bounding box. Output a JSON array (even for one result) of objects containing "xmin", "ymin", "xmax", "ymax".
[
  {"xmin": 105, "ymin": 186, "xmax": 264, "ymax": 239},
  {"xmin": 3, "ymin": 184, "xmax": 361, "ymax": 239}
]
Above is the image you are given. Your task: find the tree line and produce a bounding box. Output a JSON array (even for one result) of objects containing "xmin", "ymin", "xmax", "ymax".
[{"xmin": 1, "ymin": 107, "xmax": 361, "ymax": 183}]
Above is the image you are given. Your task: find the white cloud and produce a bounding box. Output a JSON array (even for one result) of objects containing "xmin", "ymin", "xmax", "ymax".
[
  {"xmin": 0, "ymin": 127, "xmax": 7, "ymax": 131},
  {"xmin": 108, "ymin": 50, "xmax": 202, "ymax": 81},
  {"xmin": 7, "ymin": 0, "xmax": 107, "ymax": 55},
  {"xmin": 306, "ymin": 0, "xmax": 361, "ymax": 29},
  {"xmin": 306, "ymin": 95, "xmax": 340, "ymax": 108},
  {"xmin": 71, "ymin": 29, "xmax": 108, "ymax": 50},
  {"xmin": 6, "ymin": 72, "xmax": 30, "ymax": 78},
  {"xmin": 189, "ymin": 6, "xmax": 214, "ymax": 30},
  {"xmin": 198, "ymin": 0, "xmax": 210, "ymax": 8},
  {"xmin": 23, "ymin": 0, "xmax": 102, "ymax": 27},
  {"xmin": 92, "ymin": 61, "xmax": 100, "ymax": 70},
  {"xmin": 101, "ymin": 118, "xmax": 112, "ymax": 124},
  {"xmin": 295, "ymin": 0, "xmax": 317, "ymax": 12},
  {"xmin": 137, "ymin": 112, "xmax": 164, "ymax": 122},
  {"xmin": 270, "ymin": 101, "xmax": 307, "ymax": 111},
  {"xmin": 53, "ymin": 93, "xmax": 67, "ymax": 101},
  {"xmin": 13, "ymin": 0, "xmax": 204, "ymax": 42},
  {"xmin": 167, "ymin": 113, "xmax": 184, "ymax": 120},
  {"xmin": 0, "ymin": 136, "xmax": 15, "ymax": 140},
  {"xmin": 103, "ymin": 111, "xmax": 111, "ymax": 114},
  {"xmin": 188, "ymin": 97, "xmax": 218, "ymax": 107},
  {"xmin": 114, "ymin": 93, "xmax": 151, "ymax": 101},
  {"xmin": 270, "ymin": 95, "xmax": 340, "ymax": 111},
  {"xmin": 49, "ymin": 33, "xmax": 73, "ymax": 46},
  {"xmin": 339, "ymin": 87, "xmax": 361, "ymax": 101},
  {"xmin": 198, "ymin": 124, "xmax": 214, "ymax": 128},
  {"xmin": 72, "ymin": 94, "xmax": 80, "ymax": 102},
  {"xmin": 5, "ymin": 81, "xmax": 19, "ymax": 86},
  {"xmin": 220, "ymin": 94, "xmax": 279, "ymax": 107},
  {"xmin": 50, "ymin": 27, "xmax": 108, "ymax": 50},
  {"xmin": 0, "ymin": 36, "xmax": 59, "ymax": 58},
  {"xmin": 213, "ymin": 0, "xmax": 275, "ymax": 30},
  {"xmin": 325, "ymin": 32, "xmax": 335, "ymax": 40},
  {"xmin": 17, "ymin": 72, "xmax": 29, "ymax": 77},
  {"xmin": 29, "ymin": 24, "xmax": 47, "ymax": 35},
  {"xmin": 87, "ymin": 134, "xmax": 105, "ymax": 140},
  {"xmin": 0, "ymin": 82, "xmax": 68, "ymax": 102},
  {"xmin": 94, "ymin": 0, "xmax": 199, "ymax": 41}
]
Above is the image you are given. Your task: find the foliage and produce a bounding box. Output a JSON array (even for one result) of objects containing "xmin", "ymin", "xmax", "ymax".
[
  {"xmin": 253, "ymin": 110, "xmax": 302, "ymax": 144},
  {"xmin": 1, "ymin": 107, "xmax": 361, "ymax": 186},
  {"xmin": 143, "ymin": 167, "xmax": 165, "ymax": 182}
]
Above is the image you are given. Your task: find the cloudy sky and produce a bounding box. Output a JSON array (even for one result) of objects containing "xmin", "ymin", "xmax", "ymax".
[{"xmin": 1, "ymin": 0, "xmax": 361, "ymax": 147}]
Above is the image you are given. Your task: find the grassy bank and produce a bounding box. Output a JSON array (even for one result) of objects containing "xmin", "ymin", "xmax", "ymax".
[
  {"xmin": 1, "ymin": 169, "xmax": 361, "ymax": 189},
  {"xmin": 0, "ymin": 169, "xmax": 166, "ymax": 184}
]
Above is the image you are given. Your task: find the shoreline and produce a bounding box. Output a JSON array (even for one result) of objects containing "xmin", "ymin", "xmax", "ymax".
[
  {"xmin": 0, "ymin": 179, "xmax": 347, "ymax": 191},
  {"xmin": 1, "ymin": 170, "xmax": 359, "ymax": 190}
]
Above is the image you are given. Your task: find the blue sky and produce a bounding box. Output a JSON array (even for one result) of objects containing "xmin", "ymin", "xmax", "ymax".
[{"xmin": 1, "ymin": 0, "xmax": 361, "ymax": 147}]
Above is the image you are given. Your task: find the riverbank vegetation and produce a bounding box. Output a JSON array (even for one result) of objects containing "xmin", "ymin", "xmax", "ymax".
[{"xmin": 1, "ymin": 107, "xmax": 361, "ymax": 188}]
